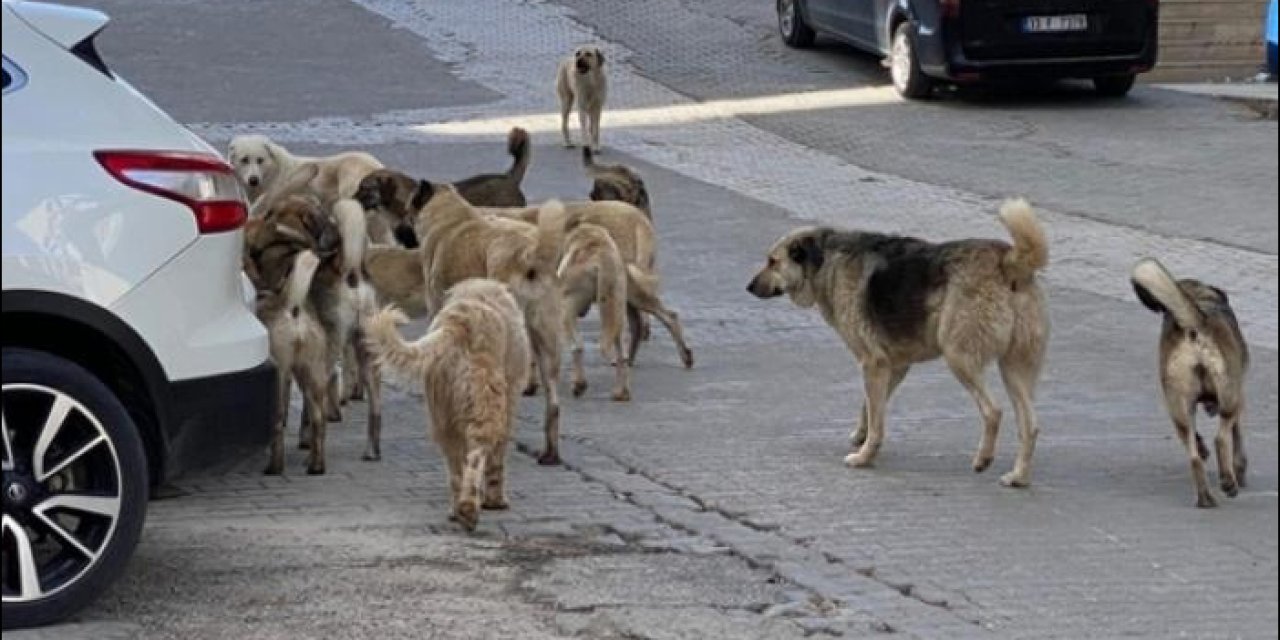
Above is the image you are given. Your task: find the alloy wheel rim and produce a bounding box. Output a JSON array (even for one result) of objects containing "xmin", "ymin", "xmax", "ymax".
[
  {"xmin": 891, "ymin": 32, "xmax": 911, "ymax": 92},
  {"xmin": 2, "ymin": 384, "xmax": 122, "ymax": 603}
]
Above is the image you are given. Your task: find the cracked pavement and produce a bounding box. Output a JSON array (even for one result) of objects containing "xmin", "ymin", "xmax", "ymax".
[{"xmin": 16, "ymin": 0, "xmax": 1277, "ymax": 638}]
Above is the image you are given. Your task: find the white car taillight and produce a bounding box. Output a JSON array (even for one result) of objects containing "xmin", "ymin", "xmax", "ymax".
[{"xmin": 94, "ymin": 150, "xmax": 249, "ymax": 233}]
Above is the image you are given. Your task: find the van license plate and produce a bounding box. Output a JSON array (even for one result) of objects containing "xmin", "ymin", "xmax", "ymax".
[{"xmin": 1023, "ymin": 15, "xmax": 1088, "ymax": 32}]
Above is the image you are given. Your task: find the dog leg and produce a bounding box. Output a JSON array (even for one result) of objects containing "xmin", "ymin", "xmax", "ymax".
[
  {"xmin": 483, "ymin": 437, "xmax": 510, "ymax": 510},
  {"xmin": 850, "ymin": 367, "xmax": 908, "ymax": 447},
  {"xmin": 844, "ymin": 363, "xmax": 901, "ymax": 468},
  {"xmin": 564, "ymin": 303, "xmax": 588, "ymax": 398},
  {"xmin": 998, "ymin": 357, "xmax": 1041, "ymax": 488},
  {"xmin": 1232, "ymin": 409, "xmax": 1248, "ymax": 487},
  {"xmin": 530, "ymin": 322, "xmax": 562, "ymax": 466},
  {"xmin": 1169, "ymin": 398, "xmax": 1215, "ymax": 508},
  {"xmin": 357, "ymin": 332, "xmax": 383, "ymax": 462},
  {"xmin": 444, "ymin": 442, "xmax": 464, "ymax": 522},
  {"xmin": 610, "ymin": 331, "xmax": 631, "ymax": 402},
  {"xmin": 578, "ymin": 107, "xmax": 591, "ymax": 154},
  {"xmin": 625, "ymin": 305, "xmax": 645, "ymax": 365},
  {"xmin": 264, "ymin": 372, "xmax": 292, "ymax": 475},
  {"xmin": 628, "ymin": 285, "xmax": 693, "ymax": 368},
  {"xmin": 455, "ymin": 445, "xmax": 487, "ymax": 532},
  {"xmin": 325, "ymin": 370, "xmax": 343, "ymax": 423},
  {"xmin": 563, "ymin": 88, "xmax": 578, "ymax": 147},
  {"xmin": 298, "ymin": 395, "xmax": 314, "ymax": 451},
  {"xmin": 301, "ymin": 372, "xmax": 329, "ymax": 475},
  {"xmin": 523, "ymin": 359, "xmax": 540, "ymax": 396},
  {"xmin": 1215, "ymin": 409, "xmax": 1240, "ymax": 497},
  {"xmin": 589, "ymin": 102, "xmax": 603, "ymax": 152},
  {"xmin": 946, "ymin": 352, "xmax": 1003, "ymax": 475}
]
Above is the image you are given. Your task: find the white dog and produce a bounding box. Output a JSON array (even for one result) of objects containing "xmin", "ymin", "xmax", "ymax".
[
  {"xmin": 557, "ymin": 46, "xmax": 608, "ymax": 152},
  {"xmin": 227, "ymin": 135, "xmax": 382, "ymax": 205}
]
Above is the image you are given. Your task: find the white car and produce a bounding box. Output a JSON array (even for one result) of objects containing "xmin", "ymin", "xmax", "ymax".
[{"xmin": 2, "ymin": 1, "xmax": 273, "ymax": 628}]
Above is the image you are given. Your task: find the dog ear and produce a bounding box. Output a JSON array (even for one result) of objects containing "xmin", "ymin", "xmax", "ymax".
[
  {"xmin": 594, "ymin": 47, "xmax": 605, "ymax": 66},
  {"xmin": 263, "ymin": 140, "xmax": 286, "ymax": 164},
  {"xmin": 410, "ymin": 180, "xmax": 436, "ymax": 212},
  {"xmin": 226, "ymin": 141, "xmax": 238, "ymax": 162},
  {"xmin": 788, "ymin": 232, "xmax": 825, "ymax": 271},
  {"xmin": 1209, "ymin": 285, "xmax": 1230, "ymax": 305}
]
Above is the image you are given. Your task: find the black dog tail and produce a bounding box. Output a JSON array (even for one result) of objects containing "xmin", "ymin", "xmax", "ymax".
[{"xmin": 507, "ymin": 127, "xmax": 532, "ymax": 185}]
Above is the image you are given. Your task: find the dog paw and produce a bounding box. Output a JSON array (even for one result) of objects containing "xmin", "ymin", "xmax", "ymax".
[
  {"xmin": 1195, "ymin": 492, "xmax": 1218, "ymax": 509},
  {"xmin": 572, "ymin": 380, "xmax": 588, "ymax": 398},
  {"xmin": 297, "ymin": 440, "xmax": 311, "ymax": 451},
  {"xmin": 326, "ymin": 410, "xmax": 342, "ymax": 423},
  {"xmin": 972, "ymin": 455, "xmax": 994, "ymax": 473},
  {"xmin": 849, "ymin": 431, "xmax": 867, "ymax": 448},
  {"xmin": 1221, "ymin": 477, "xmax": 1239, "ymax": 498},
  {"xmin": 611, "ymin": 388, "xmax": 631, "ymax": 402},
  {"xmin": 523, "ymin": 383, "xmax": 539, "ymax": 397},
  {"xmin": 362, "ymin": 452, "xmax": 382, "ymax": 462},
  {"xmin": 306, "ymin": 464, "xmax": 326, "ymax": 476},
  {"xmin": 454, "ymin": 503, "xmax": 479, "ymax": 531},
  {"xmin": 263, "ymin": 462, "xmax": 283, "ymax": 476},
  {"xmin": 537, "ymin": 451, "xmax": 562, "ymax": 466},
  {"xmin": 844, "ymin": 451, "xmax": 874, "ymax": 468},
  {"xmin": 482, "ymin": 498, "xmax": 509, "ymax": 511},
  {"xmin": 680, "ymin": 348, "xmax": 694, "ymax": 369},
  {"xmin": 999, "ymin": 471, "xmax": 1030, "ymax": 488}
]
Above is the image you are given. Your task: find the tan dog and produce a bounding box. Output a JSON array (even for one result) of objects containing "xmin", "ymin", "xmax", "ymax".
[
  {"xmin": 558, "ymin": 222, "xmax": 630, "ymax": 401},
  {"xmin": 251, "ymin": 249, "xmax": 330, "ymax": 476},
  {"xmin": 583, "ymin": 147, "xmax": 650, "ymax": 219},
  {"xmin": 491, "ymin": 201, "xmax": 693, "ymax": 369},
  {"xmin": 355, "ymin": 128, "xmax": 532, "ymax": 246},
  {"xmin": 367, "ymin": 279, "xmax": 529, "ymax": 531},
  {"xmin": 411, "ymin": 186, "xmax": 568, "ymax": 465},
  {"xmin": 747, "ymin": 199, "xmax": 1049, "ymax": 488},
  {"xmin": 228, "ymin": 134, "xmax": 382, "ymax": 204},
  {"xmin": 557, "ymin": 46, "xmax": 607, "ymax": 151},
  {"xmin": 1131, "ymin": 258, "xmax": 1249, "ymax": 508}
]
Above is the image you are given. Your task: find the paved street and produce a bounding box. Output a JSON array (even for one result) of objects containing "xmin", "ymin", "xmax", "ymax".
[{"xmin": 19, "ymin": 0, "xmax": 1277, "ymax": 638}]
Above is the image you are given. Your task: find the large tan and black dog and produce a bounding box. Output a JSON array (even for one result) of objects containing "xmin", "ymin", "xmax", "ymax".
[
  {"xmin": 228, "ymin": 135, "xmax": 382, "ymax": 204},
  {"xmin": 557, "ymin": 46, "xmax": 608, "ymax": 151},
  {"xmin": 355, "ymin": 127, "xmax": 532, "ymax": 246},
  {"xmin": 1131, "ymin": 258, "xmax": 1249, "ymax": 508},
  {"xmin": 747, "ymin": 199, "xmax": 1049, "ymax": 488},
  {"xmin": 409, "ymin": 186, "xmax": 569, "ymax": 465},
  {"xmin": 367, "ymin": 279, "xmax": 530, "ymax": 531},
  {"xmin": 583, "ymin": 147, "xmax": 651, "ymax": 219}
]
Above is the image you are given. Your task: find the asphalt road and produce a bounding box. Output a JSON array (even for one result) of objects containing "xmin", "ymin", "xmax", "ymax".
[{"xmin": 17, "ymin": 1, "xmax": 1277, "ymax": 638}]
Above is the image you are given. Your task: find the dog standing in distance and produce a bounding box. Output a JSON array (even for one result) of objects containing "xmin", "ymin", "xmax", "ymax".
[
  {"xmin": 228, "ymin": 135, "xmax": 382, "ymax": 204},
  {"xmin": 1131, "ymin": 258, "xmax": 1249, "ymax": 508},
  {"xmin": 747, "ymin": 199, "xmax": 1049, "ymax": 487},
  {"xmin": 367, "ymin": 280, "xmax": 530, "ymax": 531},
  {"xmin": 558, "ymin": 46, "xmax": 607, "ymax": 152}
]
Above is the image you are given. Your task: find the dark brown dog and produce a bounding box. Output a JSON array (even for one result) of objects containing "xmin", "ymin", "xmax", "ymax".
[
  {"xmin": 356, "ymin": 127, "xmax": 531, "ymax": 247},
  {"xmin": 583, "ymin": 147, "xmax": 650, "ymax": 219},
  {"xmin": 1131, "ymin": 258, "xmax": 1250, "ymax": 508}
]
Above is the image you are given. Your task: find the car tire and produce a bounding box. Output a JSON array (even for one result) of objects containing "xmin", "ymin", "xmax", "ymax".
[
  {"xmin": 1093, "ymin": 74, "xmax": 1136, "ymax": 98},
  {"xmin": 2, "ymin": 348, "xmax": 148, "ymax": 630},
  {"xmin": 778, "ymin": 0, "xmax": 816, "ymax": 48},
  {"xmin": 890, "ymin": 22, "xmax": 934, "ymax": 100}
]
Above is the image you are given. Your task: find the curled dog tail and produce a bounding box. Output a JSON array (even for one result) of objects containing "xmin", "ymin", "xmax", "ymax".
[
  {"xmin": 285, "ymin": 250, "xmax": 321, "ymax": 315},
  {"xmin": 365, "ymin": 306, "xmax": 447, "ymax": 382},
  {"xmin": 1131, "ymin": 258, "xmax": 1205, "ymax": 331},
  {"xmin": 507, "ymin": 127, "xmax": 532, "ymax": 185},
  {"xmin": 998, "ymin": 198, "xmax": 1049, "ymax": 285},
  {"xmin": 534, "ymin": 199, "xmax": 568, "ymax": 277}
]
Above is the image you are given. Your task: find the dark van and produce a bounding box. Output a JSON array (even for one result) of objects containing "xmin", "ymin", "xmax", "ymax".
[{"xmin": 777, "ymin": 0, "xmax": 1159, "ymax": 98}]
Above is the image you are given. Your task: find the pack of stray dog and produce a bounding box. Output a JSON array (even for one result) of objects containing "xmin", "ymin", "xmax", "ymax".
[{"xmin": 230, "ymin": 44, "xmax": 1252, "ymax": 533}]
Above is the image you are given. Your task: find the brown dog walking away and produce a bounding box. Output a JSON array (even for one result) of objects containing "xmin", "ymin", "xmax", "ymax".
[
  {"xmin": 1131, "ymin": 258, "xmax": 1250, "ymax": 508},
  {"xmin": 366, "ymin": 280, "xmax": 530, "ymax": 531},
  {"xmin": 558, "ymin": 222, "xmax": 631, "ymax": 401},
  {"xmin": 747, "ymin": 199, "xmax": 1049, "ymax": 487},
  {"xmin": 583, "ymin": 147, "xmax": 650, "ymax": 219}
]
